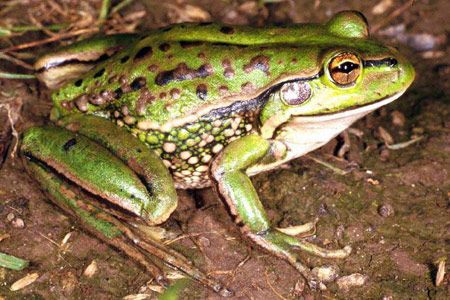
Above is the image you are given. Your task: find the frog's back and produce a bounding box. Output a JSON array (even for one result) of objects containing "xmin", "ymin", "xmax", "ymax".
[{"xmin": 51, "ymin": 20, "xmax": 383, "ymax": 128}]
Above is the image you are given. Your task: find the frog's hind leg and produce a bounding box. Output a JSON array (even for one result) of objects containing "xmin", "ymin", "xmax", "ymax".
[
  {"xmin": 23, "ymin": 157, "xmax": 231, "ymax": 296},
  {"xmin": 26, "ymin": 114, "xmax": 178, "ymax": 224},
  {"xmin": 21, "ymin": 119, "xmax": 233, "ymax": 296},
  {"xmin": 210, "ymin": 134, "xmax": 352, "ymax": 288}
]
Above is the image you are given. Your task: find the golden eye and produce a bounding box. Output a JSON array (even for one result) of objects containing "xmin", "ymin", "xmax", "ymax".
[{"xmin": 328, "ymin": 53, "xmax": 361, "ymax": 86}]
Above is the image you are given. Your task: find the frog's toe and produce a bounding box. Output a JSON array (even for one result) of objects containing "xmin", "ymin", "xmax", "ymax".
[{"xmin": 287, "ymin": 235, "xmax": 352, "ymax": 259}]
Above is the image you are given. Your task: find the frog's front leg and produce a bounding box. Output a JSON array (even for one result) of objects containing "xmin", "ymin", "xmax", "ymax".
[{"xmin": 211, "ymin": 134, "xmax": 352, "ymax": 288}]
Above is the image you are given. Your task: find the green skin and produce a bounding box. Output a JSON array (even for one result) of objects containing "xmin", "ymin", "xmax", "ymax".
[{"xmin": 22, "ymin": 11, "xmax": 415, "ymax": 290}]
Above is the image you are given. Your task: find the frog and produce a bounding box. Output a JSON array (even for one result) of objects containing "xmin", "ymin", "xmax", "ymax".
[{"xmin": 21, "ymin": 11, "xmax": 414, "ymax": 294}]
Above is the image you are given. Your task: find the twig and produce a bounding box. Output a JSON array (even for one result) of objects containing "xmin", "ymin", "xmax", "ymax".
[
  {"xmin": 0, "ymin": 104, "xmax": 19, "ymax": 158},
  {"xmin": 0, "ymin": 28, "xmax": 99, "ymax": 53},
  {"xmin": 305, "ymin": 155, "xmax": 348, "ymax": 176},
  {"xmin": 385, "ymin": 136, "xmax": 424, "ymax": 150},
  {"xmin": 0, "ymin": 53, "xmax": 34, "ymax": 70},
  {"xmin": 99, "ymin": 0, "xmax": 111, "ymax": 23},
  {"xmin": 0, "ymin": 72, "xmax": 35, "ymax": 79},
  {"xmin": 111, "ymin": 0, "xmax": 134, "ymax": 14},
  {"xmin": 372, "ymin": 0, "xmax": 414, "ymax": 33},
  {"xmin": 264, "ymin": 270, "xmax": 288, "ymax": 300}
]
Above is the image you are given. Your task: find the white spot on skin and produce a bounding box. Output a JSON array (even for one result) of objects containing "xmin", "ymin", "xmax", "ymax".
[
  {"xmin": 206, "ymin": 135, "xmax": 214, "ymax": 143},
  {"xmin": 231, "ymin": 117, "xmax": 241, "ymax": 130},
  {"xmin": 180, "ymin": 151, "xmax": 192, "ymax": 160},
  {"xmin": 163, "ymin": 160, "xmax": 172, "ymax": 168},
  {"xmin": 212, "ymin": 144, "xmax": 224, "ymax": 153},
  {"xmin": 181, "ymin": 170, "xmax": 191, "ymax": 175},
  {"xmin": 196, "ymin": 165, "xmax": 209, "ymax": 172},
  {"xmin": 245, "ymin": 124, "xmax": 252, "ymax": 131},
  {"xmin": 163, "ymin": 142, "xmax": 176, "ymax": 153},
  {"xmin": 198, "ymin": 140, "xmax": 207, "ymax": 147},
  {"xmin": 213, "ymin": 120, "xmax": 222, "ymax": 127},
  {"xmin": 224, "ymin": 129, "xmax": 234, "ymax": 137},
  {"xmin": 188, "ymin": 156, "xmax": 199, "ymax": 164},
  {"xmin": 201, "ymin": 154, "xmax": 212, "ymax": 163}
]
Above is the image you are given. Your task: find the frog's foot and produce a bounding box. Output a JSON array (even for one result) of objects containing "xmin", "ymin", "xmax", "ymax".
[{"xmin": 247, "ymin": 229, "xmax": 351, "ymax": 288}]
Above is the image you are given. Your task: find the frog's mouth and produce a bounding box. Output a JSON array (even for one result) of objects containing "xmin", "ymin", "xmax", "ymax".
[{"xmin": 278, "ymin": 89, "xmax": 406, "ymax": 159}]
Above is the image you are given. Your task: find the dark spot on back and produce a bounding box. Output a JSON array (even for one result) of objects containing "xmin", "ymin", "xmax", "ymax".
[
  {"xmin": 120, "ymin": 55, "xmax": 130, "ymax": 63},
  {"xmin": 93, "ymin": 68, "xmax": 105, "ymax": 78},
  {"xmin": 63, "ymin": 138, "xmax": 77, "ymax": 151},
  {"xmin": 222, "ymin": 59, "xmax": 235, "ymax": 78},
  {"xmin": 114, "ymin": 88, "xmax": 123, "ymax": 99},
  {"xmin": 161, "ymin": 26, "xmax": 172, "ymax": 32},
  {"xmin": 136, "ymin": 90, "xmax": 156, "ymax": 115},
  {"xmin": 180, "ymin": 41, "xmax": 204, "ymax": 48},
  {"xmin": 159, "ymin": 43, "xmax": 170, "ymax": 52},
  {"xmin": 244, "ymin": 55, "xmax": 271, "ymax": 75},
  {"xmin": 198, "ymin": 52, "xmax": 205, "ymax": 59},
  {"xmin": 130, "ymin": 77, "xmax": 147, "ymax": 91},
  {"xmin": 74, "ymin": 79, "xmax": 83, "ymax": 87},
  {"xmin": 159, "ymin": 92, "xmax": 167, "ymax": 99},
  {"xmin": 148, "ymin": 64, "xmax": 159, "ymax": 72},
  {"xmin": 170, "ymin": 88, "xmax": 181, "ymax": 99},
  {"xmin": 196, "ymin": 84, "xmax": 208, "ymax": 100},
  {"xmin": 134, "ymin": 46, "xmax": 153, "ymax": 60},
  {"xmin": 155, "ymin": 63, "xmax": 214, "ymax": 86},
  {"xmin": 220, "ymin": 26, "xmax": 234, "ymax": 34},
  {"xmin": 199, "ymin": 22, "xmax": 213, "ymax": 26},
  {"xmin": 218, "ymin": 85, "xmax": 229, "ymax": 96}
]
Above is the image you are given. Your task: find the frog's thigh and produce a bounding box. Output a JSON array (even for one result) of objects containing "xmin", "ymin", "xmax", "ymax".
[{"xmin": 23, "ymin": 117, "xmax": 177, "ymax": 225}]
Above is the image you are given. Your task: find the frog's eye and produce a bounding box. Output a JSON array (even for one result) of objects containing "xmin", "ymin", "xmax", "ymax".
[
  {"xmin": 328, "ymin": 53, "xmax": 361, "ymax": 86},
  {"xmin": 280, "ymin": 81, "xmax": 311, "ymax": 106}
]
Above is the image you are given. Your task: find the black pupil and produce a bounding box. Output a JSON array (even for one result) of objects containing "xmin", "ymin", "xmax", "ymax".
[{"xmin": 335, "ymin": 61, "xmax": 359, "ymax": 73}]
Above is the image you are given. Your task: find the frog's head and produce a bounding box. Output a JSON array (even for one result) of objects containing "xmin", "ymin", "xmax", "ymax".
[{"xmin": 260, "ymin": 11, "xmax": 415, "ymax": 159}]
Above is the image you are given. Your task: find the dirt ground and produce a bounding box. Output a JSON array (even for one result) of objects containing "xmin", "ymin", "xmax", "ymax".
[{"xmin": 0, "ymin": 0, "xmax": 449, "ymax": 299}]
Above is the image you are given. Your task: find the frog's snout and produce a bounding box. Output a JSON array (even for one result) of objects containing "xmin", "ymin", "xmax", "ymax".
[{"xmin": 389, "ymin": 46, "xmax": 415, "ymax": 89}]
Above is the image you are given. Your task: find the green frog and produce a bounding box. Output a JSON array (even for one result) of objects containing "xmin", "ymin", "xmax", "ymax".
[{"xmin": 21, "ymin": 11, "xmax": 414, "ymax": 294}]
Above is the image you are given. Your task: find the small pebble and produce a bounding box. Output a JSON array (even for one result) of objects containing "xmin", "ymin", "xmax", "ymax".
[
  {"xmin": 377, "ymin": 126, "xmax": 394, "ymax": 145},
  {"xmin": 11, "ymin": 218, "xmax": 25, "ymax": 228},
  {"xmin": 391, "ymin": 111, "xmax": 406, "ymax": 127},
  {"xmin": 335, "ymin": 225, "xmax": 345, "ymax": 240},
  {"xmin": 198, "ymin": 236, "xmax": 211, "ymax": 247},
  {"xmin": 10, "ymin": 273, "xmax": 39, "ymax": 291},
  {"xmin": 6, "ymin": 213, "xmax": 15, "ymax": 222},
  {"xmin": 378, "ymin": 204, "xmax": 394, "ymax": 217},
  {"xmin": 311, "ymin": 265, "xmax": 340, "ymax": 283},
  {"xmin": 379, "ymin": 148, "xmax": 390, "ymax": 161},
  {"xmin": 336, "ymin": 273, "xmax": 368, "ymax": 291},
  {"xmin": 83, "ymin": 260, "xmax": 98, "ymax": 278}
]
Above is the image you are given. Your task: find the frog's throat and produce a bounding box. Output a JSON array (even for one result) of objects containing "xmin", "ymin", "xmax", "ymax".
[{"xmin": 246, "ymin": 89, "xmax": 406, "ymax": 176}]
